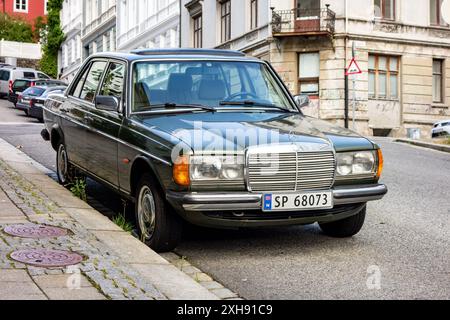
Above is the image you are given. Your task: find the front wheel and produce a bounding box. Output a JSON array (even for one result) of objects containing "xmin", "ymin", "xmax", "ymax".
[
  {"xmin": 135, "ymin": 173, "xmax": 182, "ymax": 252},
  {"xmin": 319, "ymin": 206, "xmax": 366, "ymax": 238}
]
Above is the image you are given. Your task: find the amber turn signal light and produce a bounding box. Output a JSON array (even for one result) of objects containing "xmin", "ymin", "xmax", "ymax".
[
  {"xmin": 173, "ymin": 155, "xmax": 190, "ymax": 186},
  {"xmin": 376, "ymin": 149, "xmax": 384, "ymax": 179}
]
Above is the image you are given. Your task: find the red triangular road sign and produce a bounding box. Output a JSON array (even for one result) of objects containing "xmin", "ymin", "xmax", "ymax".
[{"xmin": 346, "ymin": 58, "xmax": 362, "ymax": 75}]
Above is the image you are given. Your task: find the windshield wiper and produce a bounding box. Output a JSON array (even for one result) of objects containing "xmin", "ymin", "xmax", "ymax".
[
  {"xmin": 138, "ymin": 103, "xmax": 216, "ymax": 113},
  {"xmin": 137, "ymin": 102, "xmax": 217, "ymax": 113},
  {"xmin": 219, "ymin": 100, "xmax": 294, "ymax": 113}
]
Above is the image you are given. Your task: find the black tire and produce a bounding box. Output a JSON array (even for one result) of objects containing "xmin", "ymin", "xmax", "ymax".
[
  {"xmin": 56, "ymin": 142, "xmax": 76, "ymax": 186},
  {"xmin": 38, "ymin": 118, "xmax": 44, "ymax": 123},
  {"xmin": 134, "ymin": 173, "xmax": 182, "ymax": 252},
  {"xmin": 319, "ymin": 206, "xmax": 366, "ymax": 238},
  {"xmin": 24, "ymin": 110, "xmax": 29, "ymax": 116}
]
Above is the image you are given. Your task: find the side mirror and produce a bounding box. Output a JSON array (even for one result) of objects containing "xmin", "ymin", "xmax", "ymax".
[
  {"xmin": 95, "ymin": 95, "xmax": 119, "ymax": 112},
  {"xmin": 294, "ymin": 94, "xmax": 310, "ymax": 108}
]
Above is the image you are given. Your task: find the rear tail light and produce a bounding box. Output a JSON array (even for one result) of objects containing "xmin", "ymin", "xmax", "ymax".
[
  {"xmin": 29, "ymin": 99, "xmax": 35, "ymax": 107},
  {"xmin": 30, "ymin": 82, "xmax": 35, "ymax": 87},
  {"xmin": 8, "ymin": 80, "xmax": 12, "ymax": 93}
]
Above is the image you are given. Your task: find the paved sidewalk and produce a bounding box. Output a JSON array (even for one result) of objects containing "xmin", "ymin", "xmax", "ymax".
[{"xmin": 0, "ymin": 138, "xmax": 217, "ymax": 300}]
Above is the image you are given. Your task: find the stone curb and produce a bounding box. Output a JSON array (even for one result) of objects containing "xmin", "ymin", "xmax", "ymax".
[
  {"xmin": 0, "ymin": 137, "xmax": 218, "ymax": 300},
  {"xmin": 395, "ymin": 138, "xmax": 450, "ymax": 153}
]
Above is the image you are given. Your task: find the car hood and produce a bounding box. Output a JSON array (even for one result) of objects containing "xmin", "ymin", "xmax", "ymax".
[{"xmin": 134, "ymin": 112, "xmax": 375, "ymax": 153}]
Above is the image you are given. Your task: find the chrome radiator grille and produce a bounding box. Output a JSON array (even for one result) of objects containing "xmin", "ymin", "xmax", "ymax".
[{"xmin": 247, "ymin": 151, "xmax": 336, "ymax": 192}]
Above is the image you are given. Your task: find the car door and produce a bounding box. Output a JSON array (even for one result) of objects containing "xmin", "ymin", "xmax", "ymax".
[
  {"xmin": 60, "ymin": 60, "xmax": 107, "ymax": 170},
  {"xmin": 83, "ymin": 61, "xmax": 126, "ymax": 187}
]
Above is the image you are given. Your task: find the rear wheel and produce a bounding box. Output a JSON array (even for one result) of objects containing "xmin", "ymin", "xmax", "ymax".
[
  {"xmin": 135, "ymin": 173, "xmax": 182, "ymax": 252},
  {"xmin": 24, "ymin": 110, "xmax": 29, "ymax": 116},
  {"xmin": 319, "ymin": 206, "xmax": 366, "ymax": 238},
  {"xmin": 56, "ymin": 143, "xmax": 76, "ymax": 186}
]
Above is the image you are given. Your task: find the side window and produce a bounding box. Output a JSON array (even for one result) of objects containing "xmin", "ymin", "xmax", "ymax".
[
  {"xmin": 71, "ymin": 63, "xmax": 91, "ymax": 98},
  {"xmin": 23, "ymin": 72, "xmax": 36, "ymax": 79},
  {"xmin": 79, "ymin": 61, "xmax": 107, "ymax": 102},
  {"xmin": 99, "ymin": 62, "xmax": 125, "ymax": 101},
  {"xmin": 38, "ymin": 72, "xmax": 49, "ymax": 79},
  {"xmin": 0, "ymin": 70, "xmax": 9, "ymax": 81}
]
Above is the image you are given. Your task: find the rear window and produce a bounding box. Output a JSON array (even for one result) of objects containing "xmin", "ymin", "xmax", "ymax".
[
  {"xmin": 23, "ymin": 87, "xmax": 45, "ymax": 96},
  {"xmin": 23, "ymin": 72, "xmax": 36, "ymax": 79},
  {"xmin": 13, "ymin": 80, "xmax": 30, "ymax": 90},
  {"xmin": 0, "ymin": 70, "xmax": 10, "ymax": 81}
]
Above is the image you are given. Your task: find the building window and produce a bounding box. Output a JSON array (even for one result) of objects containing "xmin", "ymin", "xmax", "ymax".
[
  {"xmin": 369, "ymin": 55, "xmax": 399, "ymax": 100},
  {"xmin": 14, "ymin": 0, "xmax": 28, "ymax": 12},
  {"xmin": 430, "ymin": 0, "xmax": 449, "ymax": 26},
  {"xmin": 193, "ymin": 14, "xmax": 202, "ymax": 48},
  {"xmin": 296, "ymin": 0, "xmax": 320, "ymax": 18},
  {"xmin": 220, "ymin": 0, "xmax": 231, "ymax": 43},
  {"xmin": 298, "ymin": 52, "xmax": 320, "ymax": 97},
  {"xmin": 250, "ymin": 0, "xmax": 258, "ymax": 30},
  {"xmin": 433, "ymin": 59, "xmax": 444, "ymax": 103},
  {"xmin": 374, "ymin": 0, "xmax": 395, "ymax": 20}
]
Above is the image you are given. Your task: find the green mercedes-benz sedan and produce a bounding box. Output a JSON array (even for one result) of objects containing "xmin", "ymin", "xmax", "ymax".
[{"xmin": 41, "ymin": 49, "xmax": 387, "ymax": 252}]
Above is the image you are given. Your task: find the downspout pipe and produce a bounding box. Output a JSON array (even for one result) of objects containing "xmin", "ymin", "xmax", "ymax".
[{"xmin": 344, "ymin": 0, "xmax": 349, "ymax": 128}]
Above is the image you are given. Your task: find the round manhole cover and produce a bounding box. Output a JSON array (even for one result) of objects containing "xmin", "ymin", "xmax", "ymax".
[
  {"xmin": 10, "ymin": 249, "xmax": 84, "ymax": 268},
  {"xmin": 3, "ymin": 224, "xmax": 68, "ymax": 239}
]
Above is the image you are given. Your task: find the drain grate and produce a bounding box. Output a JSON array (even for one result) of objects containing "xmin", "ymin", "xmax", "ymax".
[
  {"xmin": 10, "ymin": 249, "xmax": 84, "ymax": 268},
  {"xmin": 3, "ymin": 224, "xmax": 68, "ymax": 239}
]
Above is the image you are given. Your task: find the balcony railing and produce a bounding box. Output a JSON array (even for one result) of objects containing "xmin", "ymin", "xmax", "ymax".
[
  {"xmin": 83, "ymin": 5, "xmax": 116, "ymax": 38},
  {"xmin": 271, "ymin": 7, "xmax": 335, "ymax": 36}
]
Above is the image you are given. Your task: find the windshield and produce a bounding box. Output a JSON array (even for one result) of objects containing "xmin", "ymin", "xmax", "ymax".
[{"xmin": 131, "ymin": 61, "xmax": 294, "ymax": 113}]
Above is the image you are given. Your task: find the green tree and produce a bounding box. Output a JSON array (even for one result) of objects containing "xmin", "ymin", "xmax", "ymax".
[
  {"xmin": 39, "ymin": 0, "xmax": 64, "ymax": 78},
  {"xmin": 0, "ymin": 13, "xmax": 34, "ymax": 43}
]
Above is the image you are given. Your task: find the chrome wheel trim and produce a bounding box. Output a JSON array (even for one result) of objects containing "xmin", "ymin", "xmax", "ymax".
[
  {"xmin": 137, "ymin": 185, "xmax": 156, "ymax": 241},
  {"xmin": 57, "ymin": 144, "xmax": 68, "ymax": 184}
]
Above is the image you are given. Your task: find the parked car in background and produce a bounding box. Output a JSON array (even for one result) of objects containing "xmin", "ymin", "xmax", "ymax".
[
  {"xmin": 8, "ymin": 78, "xmax": 66, "ymax": 106},
  {"xmin": 0, "ymin": 63, "xmax": 11, "ymax": 68},
  {"xmin": 0, "ymin": 67, "xmax": 50, "ymax": 98},
  {"xmin": 41, "ymin": 49, "xmax": 387, "ymax": 252},
  {"xmin": 17, "ymin": 85, "xmax": 67, "ymax": 122},
  {"xmin": 431, "ymin": 120, "xmax": 450, "ymax": 138}
]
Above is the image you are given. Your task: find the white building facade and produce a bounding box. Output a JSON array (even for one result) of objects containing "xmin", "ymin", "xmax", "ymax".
[
  {"xmin": 82, "ymin": 0, "xmax": 117, "ymax": 58},
  {"xmin": 59, "ymin": 0, "xmax": 83, "ymax": 82},
  {"xmin": 181, "ymin": 0, "xmax": 272, "ymax": 59},
  {"xmin": 117, "ymin": 0, "xmax": 180, "ymax": 51}
]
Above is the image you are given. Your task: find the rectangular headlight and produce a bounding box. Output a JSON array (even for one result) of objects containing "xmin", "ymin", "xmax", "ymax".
[
  {"xmin": 336, "ymin": 151, "xmax": 377, "ymax": 176},
  {"xmin": 190, "ymin": 155, "xmax": 244, "ymax": 182}
]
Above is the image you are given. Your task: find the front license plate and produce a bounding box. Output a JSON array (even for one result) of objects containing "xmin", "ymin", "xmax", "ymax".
[{"xmin": 262, "ymin": 192, "xmax": 333, "ymax": 212}]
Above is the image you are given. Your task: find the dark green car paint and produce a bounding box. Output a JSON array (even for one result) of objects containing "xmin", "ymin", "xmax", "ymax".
[{"xmin": 42, "ymin": 51, "xmax": 386, "ymax": 229}]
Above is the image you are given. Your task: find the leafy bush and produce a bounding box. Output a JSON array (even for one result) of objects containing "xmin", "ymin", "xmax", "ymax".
[{"xmin": 0, "ymin": 13, "xmax": 34, "ymax": 43}]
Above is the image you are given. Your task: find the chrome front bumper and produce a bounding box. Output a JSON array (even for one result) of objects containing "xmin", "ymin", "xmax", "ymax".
[{"xmin": 166, "ymin": 184, "xmax": 388, "ymax": 212}]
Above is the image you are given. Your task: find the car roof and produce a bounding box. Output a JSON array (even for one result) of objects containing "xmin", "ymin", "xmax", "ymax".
[
  {"xmin": 30, "ymin": 85, "xmax": 66, "ymax": 90},
  {"xmin": 14, "ymin": 78, "xmax": 64, "ymax": 83},
  {"xmin": 434, "ymin": 119, "xmax": 450, "ymax": 125},
  {"xmin": 89, "ymin": 49, "xmax": 261, "ymax": 62}
]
